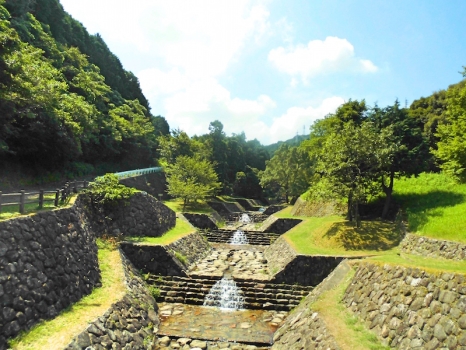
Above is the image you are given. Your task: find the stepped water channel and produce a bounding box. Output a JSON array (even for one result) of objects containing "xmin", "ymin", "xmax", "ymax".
[{"xmin": 150, "ymin": 209, "xmax": 315, "ymax": 349}]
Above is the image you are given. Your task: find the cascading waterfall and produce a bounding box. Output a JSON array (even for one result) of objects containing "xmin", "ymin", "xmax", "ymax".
[
  {"xmin": 239, "ymin": 213, "xmax": 252, "ymax": 224},
  {"xmin": 203, "ymin": 277, "xmax": 245, "ymax": 310},
  {"xmin": 230, "ymin": 230, "xmax": 249, "ymax": 245}
]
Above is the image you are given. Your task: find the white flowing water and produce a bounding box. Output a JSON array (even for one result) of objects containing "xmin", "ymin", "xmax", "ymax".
[
  {"xmin": 203, "ymin": 277, "xmax": 245, "ymax": 310},
  {"xmin": 239, "ymin": 213, "xmax": 252, "ymax": 224},
  {"xmin": 230, "ymin": 230, "xmax": 249, "ymax": 245}
]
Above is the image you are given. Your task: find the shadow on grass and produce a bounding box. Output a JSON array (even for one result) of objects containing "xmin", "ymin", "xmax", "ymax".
[
  {"xmin": 393, "ymin": 190, "xmax": 466, "ymax": 232},
  {"xmin": 324, "ymin": 220, "xmax": 403, "ymax": 251}
]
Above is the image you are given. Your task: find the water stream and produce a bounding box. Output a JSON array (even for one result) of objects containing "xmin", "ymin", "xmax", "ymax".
[
  {"xmin": 230, "ymin": 230, "xmax": 249, "ymax": 245},
  {"xmin": 203, "ymin": 276, "xmax": 245, "ymax": 310},
  {"xmin": 239, "ymin": 213, "xmax": 252, "ymax": 224}
]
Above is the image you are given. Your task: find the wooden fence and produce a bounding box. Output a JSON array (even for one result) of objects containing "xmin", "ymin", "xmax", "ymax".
[{"xmin": 0, "ymin": 181, "xmax": 89, "ymax": 214}]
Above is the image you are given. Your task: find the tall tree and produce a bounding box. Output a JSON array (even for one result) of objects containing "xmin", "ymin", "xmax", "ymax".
[
  {"xmin": 260, "ymin": 144, "xmax": 313, "ymax": 203},
  {"xmin": 315, "ymin": 122, "xmax": 394, "ymax": 227},
  {"xmin": 432, "ymin": 75, "xmax": 466, "ymax": 182},
  {"xmin": 368, "ymin": 101, "xmax": 429, "ymax": 218},
  {"xmin": 165, "ymin": 155, "xmax": 221, "ymax": 209}
]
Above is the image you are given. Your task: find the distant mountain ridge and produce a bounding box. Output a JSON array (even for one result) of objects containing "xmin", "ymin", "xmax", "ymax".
[{"xmin": 265, "ymin": 134, "xmax": 309, "ymax": 155}]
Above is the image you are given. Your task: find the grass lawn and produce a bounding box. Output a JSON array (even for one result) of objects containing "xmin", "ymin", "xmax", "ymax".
[
  {"xmin": 162, "ymin": 199, "xmax": 214, "ymax": 214},
  {"xmin": 311, "ymin": 268, "xmax": 390, "ymax": 350},
  {"xmin": 393, "ymin": 172, "xmax": 466, "ymax": 243},
  {"xmin": 0, "ymin": 194, "xmax": 75, "ymax": 221},
  {"xmin": 274, "ymin": 207, "xmax": 401, "ymax": 257},
  {"xmin": 125, "ymin": 217, "xmax": 195, "ymax": 245},
  {"xmin": 9, "ymin": 242, "xmax": 126, "ymax": 350}
]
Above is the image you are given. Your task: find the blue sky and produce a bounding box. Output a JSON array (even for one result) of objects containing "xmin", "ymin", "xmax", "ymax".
[{"xmin": 59, "ymin": 0, "xmax": 466, "ymax": 145}]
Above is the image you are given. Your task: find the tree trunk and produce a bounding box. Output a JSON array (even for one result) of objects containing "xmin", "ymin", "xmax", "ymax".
[
  {"xmin": 346, "ymin": 191, "xmax": 353, "ymax": 221},
  {"xmin": 381, "ymin": 171, "xmax": 395, "ymax": 219},
  {"xmin": 354, "ymin": 200, "xmax": 361, "ymax": 228}
]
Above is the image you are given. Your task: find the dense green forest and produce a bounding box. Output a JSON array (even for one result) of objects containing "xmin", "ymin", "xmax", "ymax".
[
  {"xmin": 2, "ymin": 0, "xmax": 466, "ymax": 213},
  {"xmin": 0, "ymin": 0, "xmax": 169, "ymax": 179},
  {"xmin": 0, "ymin": 0, "xmax": 271, "ymax": 195}
]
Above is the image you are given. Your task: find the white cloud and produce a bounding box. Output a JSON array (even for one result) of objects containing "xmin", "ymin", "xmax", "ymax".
[
  {"xmin": 268, "ymin": 36, "xmax": 378, "ymax": 84},
  {"xmin": 162, "ymin": 78, "xmax": 276, "ymax": 138},
  {"xmin": 267, "ymin": 96, "xmax": 345, "ymax": 144}
]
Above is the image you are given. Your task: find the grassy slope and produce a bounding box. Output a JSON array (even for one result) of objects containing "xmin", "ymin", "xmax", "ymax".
[
  {"xmin": 311, "ymin": 268, "xmax": 390, "ymax": 350},
  {"xmin": 10, "ymin": 244, "xmax": 126, "ymax": 350},
  {"xmin": 392, "ymin": 172, "xmax": 466, "ymax": 243},
  {"xmin": 274, "ymin": 207, "xmax": 401, "ymax": 257},
  {"xmin": 125, "ymin": 217, "xmax": 195, "ymax": 244}
]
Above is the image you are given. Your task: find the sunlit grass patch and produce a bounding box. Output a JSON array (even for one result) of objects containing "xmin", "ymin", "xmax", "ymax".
[
  {"xmin": 367, "ymin": 252, "xmax": 466, "ymax": 275},
  {"xmin": 282, "ymin": 215, "xmax": 400, "ymax": 257},
  {"xmin": 311, "ymin": 268, "xmax": 391, "ymax": 350},
  {"xmin": 162, "ymin": 198, "xmax": 213, "ymax": 214},
  {"xmin": 393, "ymin": 172, "xmax": 466, "ymax": 243},
  {"xmin": 9, "ymin": 242, "xmax": 126, "ymax": 350},
  {"xmin": 0, "ymin": 194, "xmax": 75, "ymax": 221},
  {"xmin": 125, "ymin": 217, "xmax": 195, "ymax": 245}
]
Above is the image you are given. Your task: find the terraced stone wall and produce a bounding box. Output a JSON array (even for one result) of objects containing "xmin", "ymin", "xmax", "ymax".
[
  {"xmin": 119, "ymin": 171, "xmax": 168, "ymax": 200},
  {"xmin": 261, "ymin": 218, "xmax": 302, "ymax": 234},
  {"xmin": 272, "ymin": 261, "xmax": 351, "ymax": 349},
  {"xmin": 265, "ymin": 237, "xmax": 344, "ymax": 286},
  {"xmin": 65, "ymin": 250, "xmax": 159, "ymax": 350},
  {"xmin": 0, "ymin": 198, "xmax": 100, "ymax": 350},
  {"xmin": 401, "ymin": 233, "xmax": 466, "ymax": 260},
  {"xmin": 343, "ymin": 262, "xmax": 466, "ymax": 349},
  {"xmin": 120, "ymin": 232, "xmax": 211, "ymax": 277},
  {"xmin": 181, "ymin": 213, "xmax": 217, "ymax": 230},
  {"xmin": 81, "ymin": 192, "xmax": 176, "ymax": 237}
]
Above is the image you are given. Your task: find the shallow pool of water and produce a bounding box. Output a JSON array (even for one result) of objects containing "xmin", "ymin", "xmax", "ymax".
[{"xmin": 157, "ymin": 303, "xmax": 287, "ymax": 345}]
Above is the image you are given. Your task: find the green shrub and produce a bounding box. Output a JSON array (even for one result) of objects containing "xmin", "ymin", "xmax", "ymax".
[{"xmin": 86, "ymin": 173, "xmax": 137, "ymax": 205}]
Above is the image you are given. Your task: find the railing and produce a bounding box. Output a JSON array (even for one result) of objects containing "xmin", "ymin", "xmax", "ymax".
[
  {"xmin": 114, "ymin": 166, "xmax": 162, "ymax": 179},
  {"xmin": 0, "ymin": 181, "xmax": 89, "ymax": 214},
  {"xmin": 1, "ymin": 166, "xmax": 163, "ymax": 215}
]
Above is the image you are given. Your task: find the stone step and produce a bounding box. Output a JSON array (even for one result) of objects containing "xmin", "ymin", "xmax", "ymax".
[
  {"xmin": 148, "ymin": 275, "xmax": 312, "ymax": 311},
  {"xmin": 202, "ymin": 230, "xmax": 281, "ymax": 246}
]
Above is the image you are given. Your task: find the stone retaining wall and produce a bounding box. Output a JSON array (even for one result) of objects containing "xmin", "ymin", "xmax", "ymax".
[
  {"xmin": 166, "ymin": 232, "xmax": 212, "ymax": 267},
  {"xmin": 401, "ymin": 233, "xmax": 466, "ymax": 261},
  {"xmin": 261, "ymin": 218, "xmax": 302, "ymax": 234},
  {"xmin": 119, "ymin": 243, "xmax": 187, "ymax": 277},
  {"xmin": 65, "ymin": 250, "xmax": 159, "ymax": 350},
  {"xmin": 290, "ymin": 197, "xmax": 345, "ymax": 217},
  {"xmin": 265, "ymin": 237, "xmax": 344, "ymax": 286},
  {"xmin": 182, "ymin": 213, "xmax": 218, "ymax": 230},
  {"xmin": 0, "ymin": 198, "xmax": 101, "ymax": 350},
  {"xmin": 119, "ymin": 232, "xmax": 211, "ymax": 277},
  {"xmin": 271, "ymin": 261, "xmax": 352, "ymax": 349},
  {"xmin": 343, "ymin": 262, "xmax": 466, "ymax": 349},
  {"xmin": 82, "ymin": 192, "xmax": 176, "ymax": 237},
  {"xmin": 119, "ymin": 172, "xmax": 168, "ymax": 200}
]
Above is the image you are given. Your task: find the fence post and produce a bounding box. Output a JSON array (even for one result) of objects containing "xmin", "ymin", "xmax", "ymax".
[
  {"xmin": 39, "ymin": 190, "xmax": 44, "ymax": 209},
  {"xmin": 84, "ymin": 181, "xmax": 88, "ymax": 189},
  {"xmin": 54, "ymin": 189, "xmax": 60, "ymax": 206},
  {"xmin": 20, "ymin": 190, "xmax": 25, "ymax": 214},
  {"xmin": 0, "ymin": 191, "xmax": 2, "ymax": 213},
  {"xmin": 72, "ymin": 181, "xmax": 77, "ymax": 193}
]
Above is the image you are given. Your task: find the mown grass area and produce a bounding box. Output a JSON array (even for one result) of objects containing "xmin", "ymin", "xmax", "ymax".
[
  {"xmin": 366, "ymin": 252, "xmax": 466, "ymax": 275},
  {"xmin": 393, "ymin": 172, "xmax": 466, "ymax": 243},
  {"xmin": 274, "ymin": 207, "xmax": 401, "ymax": 257},
  {"xmin": 125, "ymin": 217, "xmax": 195, "ymax": 245},
  {"xmin": 311, "ymin": 268, "xmax": 390, "ymax": 350},
  {"xmin": 9, "ymin": 241, "xmax": 126, "ymax": 350},
  {"xmin": 162, "ymin": 199, "xmax": 214, "ymax": 214},
  {"xmin": 0, "ymin": 194, "xmax": 74, "ymax": 221}
]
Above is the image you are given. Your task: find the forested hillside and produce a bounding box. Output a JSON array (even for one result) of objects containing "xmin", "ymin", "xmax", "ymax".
[
  {"xmin": 259, "ymin": 75, "xmax": 466, "ymax": 222},
  {"xmin": 0, "ymin": 0, "xmax": 169, "ymax": 180}
]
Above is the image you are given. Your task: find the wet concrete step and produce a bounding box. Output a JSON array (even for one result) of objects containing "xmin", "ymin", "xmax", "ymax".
[
  {"xmin": 148, "ymin": 275, "xmax": 313, "ymax": 311},
  {"xmin": 202, "ymin": 230, "xmax": 281, "ymax": 245}
]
